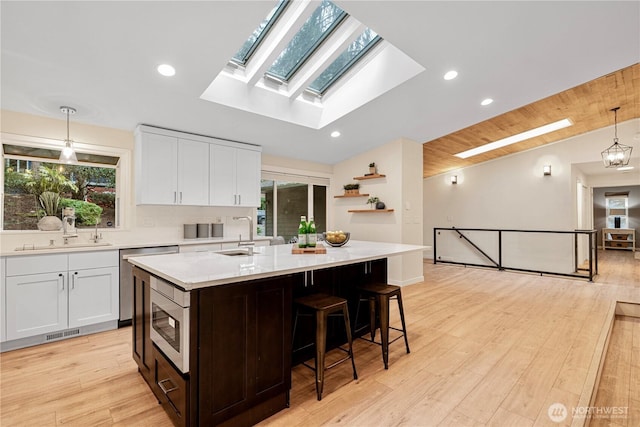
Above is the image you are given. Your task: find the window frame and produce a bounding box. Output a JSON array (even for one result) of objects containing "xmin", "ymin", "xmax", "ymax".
[
  {"xmin": 605, "ymin": 194, "xmax": 629, "ymax": 228},
  {"xmin": 1, "ymin": 132, "xmax": 130, "ymax": 232},
  {"xmin": 264, "ymin": 0, "xmax": 348, "ymax": 82}
]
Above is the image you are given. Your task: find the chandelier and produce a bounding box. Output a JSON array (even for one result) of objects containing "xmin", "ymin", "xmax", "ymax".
[{"xmin": 601, "ymin": 107, "xmax": 632, "ymax": 168}]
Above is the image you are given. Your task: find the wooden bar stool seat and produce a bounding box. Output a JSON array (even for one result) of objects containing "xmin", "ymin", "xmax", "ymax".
[
  {"xmin": 292, "ymin": 293, "xmax": 358, "ymax": 401},
  {"xmin": 354, "ymin": 283, "xmax": 409, "ymax": 369}
]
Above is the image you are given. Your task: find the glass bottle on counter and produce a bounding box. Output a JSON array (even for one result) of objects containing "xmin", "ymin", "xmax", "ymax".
[
  {"xmin": 298, "ymin": 216, "xmax": 308, "ymax": 248},
  {"xmin": 307, "ymin": 217, "xmax": 317, "ymax": 247}
]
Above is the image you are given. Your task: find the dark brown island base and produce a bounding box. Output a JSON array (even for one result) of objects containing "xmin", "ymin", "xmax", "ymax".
[{"xmin": 128, "ymin": 241, "xmax": 424, "ymax": 426}]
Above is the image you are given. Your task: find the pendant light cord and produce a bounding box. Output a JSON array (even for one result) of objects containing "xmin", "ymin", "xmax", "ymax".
[{"xmin": 611, "ymin": 106, "xmax": 620, "ymax": 142}]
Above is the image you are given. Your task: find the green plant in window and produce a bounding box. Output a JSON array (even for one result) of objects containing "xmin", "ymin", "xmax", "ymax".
[
  {"xmin": 60, "ymin": 198, "xmax": 102, "ymax": 226},
  {"xmin": 24, "ymin": 165, "xmax": 77, "ymax": 197},
  {"xmin": 39, "ymin": 191, "xmax": 60, "ymax": 216}
]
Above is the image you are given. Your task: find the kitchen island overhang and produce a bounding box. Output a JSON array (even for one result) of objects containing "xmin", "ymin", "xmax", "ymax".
[{"xmin": 127, "ymin": 240, "xmax": 427, "ymax": 290}]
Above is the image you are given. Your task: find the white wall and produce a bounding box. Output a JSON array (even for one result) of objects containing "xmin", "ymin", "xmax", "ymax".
[
  {"xmin": 423, "ymin": 119, "xmax": 639, "ymax": 273},
  {"xmin": 333, "ymin": 137, "xmax": 424, "ymax": 285}
]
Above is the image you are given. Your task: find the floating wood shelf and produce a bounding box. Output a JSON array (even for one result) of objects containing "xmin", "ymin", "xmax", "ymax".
[
  {"xmin": 353, "ymin": 174, "xmax": 386, "ymax": 180},
  {"xmin": 348, "ymin": 209, "xmax": 395, "ymax": 213},
  {"xmin": 334, "ymin": 193, "xmax": 370, "ymax": 198}
]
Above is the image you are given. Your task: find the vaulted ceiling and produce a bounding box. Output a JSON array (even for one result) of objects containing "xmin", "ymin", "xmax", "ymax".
[
  {"xmin": 422, "ymin": 63, "xmax": 640, "ymax": 178},
  {"xmin": 1, "ymin": 1, "xmax": 639, "ymax": 171}
]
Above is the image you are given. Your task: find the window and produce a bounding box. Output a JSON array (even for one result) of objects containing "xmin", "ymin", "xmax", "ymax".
[
  {"xmin": 307, "ymin": 27, "xmax": 381, "ymax": 95},
  {"xmin": 259, "ymin": 173, "xmax": 328, "ymax": 242},
  {"xmin": 605, "ymin": 192, "xmax": 629, "ymax": 228},
  {"xmin": 231, "ymin": 0, "xmax": 289, "ymax": 66},
  {"xmin": 265, "ymin": 0, "xmax": 347, "ymax": 82},
  {"xmin": 3, "ymin": 143, "xmax": 119, "ymax": 231}
]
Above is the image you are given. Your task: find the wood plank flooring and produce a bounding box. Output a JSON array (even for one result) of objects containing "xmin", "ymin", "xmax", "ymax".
[
  {"xmin": 591, "ymin": 315, "xmax": 640, "ymax": 427},
  {"xmin": 1, "ymin": 250, "xmax": 638, "ymax": 426}
]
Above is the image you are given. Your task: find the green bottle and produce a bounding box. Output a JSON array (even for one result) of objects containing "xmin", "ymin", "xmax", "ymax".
[
  {"xmin": 298, "ymin": 216, "xmax": 307, "ymax": 248},
  {"xmin": 307, "ymin": 217, "xmax": 317, "ymax": 247}
]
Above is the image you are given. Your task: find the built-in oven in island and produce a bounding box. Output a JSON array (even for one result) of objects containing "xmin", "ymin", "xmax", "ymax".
[{"xmin": 150, "ymin": 276, "xmax": 190, "ymax": 373}]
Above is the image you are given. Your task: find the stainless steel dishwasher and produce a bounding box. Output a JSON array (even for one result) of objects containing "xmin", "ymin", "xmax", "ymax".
[{"xmin": 119, "ymin": 245, "xmax": 179, "ymax": 327}]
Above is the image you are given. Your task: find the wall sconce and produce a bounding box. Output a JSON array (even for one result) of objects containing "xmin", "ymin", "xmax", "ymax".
[
  {"xmin": 451, "ymin": 175, "xmax": 458, "ymax": 184},
  {"xmin": 543, "ymin": 165, "xmax": 552, "ymax": 176}
]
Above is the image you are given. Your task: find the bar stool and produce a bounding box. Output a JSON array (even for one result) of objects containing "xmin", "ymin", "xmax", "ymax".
[
  {"xmin": 354, "ymin": 283, "xmax": 410, "ymax": 369},
  {"xmin": 292, "ymin": 293, "xmax": 358, "ymax": 400}
]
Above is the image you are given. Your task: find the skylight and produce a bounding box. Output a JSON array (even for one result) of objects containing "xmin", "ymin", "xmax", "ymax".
[
  {"xmin": 231, "ymin": 0, "xmax": 289, "ymax": 66},
  {"xmin": 200, "ymin": 0, "xmax": 426, "ymax": 129},
  {"xmin": 266, "ymin": 0, "xmax": 347, "ymax": 81},
  {"xmin": 308, "ymin": 28, "xmax": 381, "ymax": 95}
]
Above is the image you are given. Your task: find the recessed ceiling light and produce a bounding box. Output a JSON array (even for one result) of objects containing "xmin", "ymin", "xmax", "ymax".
[
  {"xmin": 157, "ymin": 64, "xmax": 176, "ymax": 77},
  {"xmin": 480, "ymin": 98, "xmax": 494, "ymax": 106},
  {"xmin": 454, "ymin": 118, "xmax": 573, "ymax": 159},
  {"xmin": 331, "ymin": 131, "xmax": 341, "ymax": 138},
  {"xmin": 443, "ymin": 70, "xmax": 458, "ymax": 80},
  {"xmin": 617, "ymin": 166, "xmax": 635, "ymax": 171}
]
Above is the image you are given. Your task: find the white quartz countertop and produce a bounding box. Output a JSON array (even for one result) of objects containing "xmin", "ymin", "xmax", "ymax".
[
  {"xmin": 127, "ymin": 240, "xmax": 427, "ymax": 291},
  {"xmin": 0, "ymin": 236, "xmax": 272, "ymax": 257}
]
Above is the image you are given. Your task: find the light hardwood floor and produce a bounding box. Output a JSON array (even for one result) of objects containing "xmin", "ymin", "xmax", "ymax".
[{"xmin": 1, "ymin": 251, "xmax": 638, "ymax": 426}]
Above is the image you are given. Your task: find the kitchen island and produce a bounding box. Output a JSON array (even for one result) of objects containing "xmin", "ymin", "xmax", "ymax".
[{"xmin": 128, "ymin": 240, "xmax": 425, "ymax": 427}]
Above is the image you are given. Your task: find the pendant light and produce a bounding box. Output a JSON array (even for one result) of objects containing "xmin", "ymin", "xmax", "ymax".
[
  {"xmin": 601, "ymin": 107, "xmax": 632, "ymax": 168},
  {"xmin": 59, "ymin": 106, "xmax": 78, "ymax": 164}
]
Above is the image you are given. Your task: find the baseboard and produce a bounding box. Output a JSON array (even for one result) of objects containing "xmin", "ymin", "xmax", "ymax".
[
  {"xmin": 0, "ymin": 320, "xmax": 118, "ymax": 353},
  {"xmin": 388, "ymin": 275, "xmax": 424, "ymax": 287}
]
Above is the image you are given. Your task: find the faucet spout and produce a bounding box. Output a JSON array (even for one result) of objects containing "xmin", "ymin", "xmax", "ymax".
[{"xmin": 233, "ymin": 216, "xmax": 254, "ymax": 246}]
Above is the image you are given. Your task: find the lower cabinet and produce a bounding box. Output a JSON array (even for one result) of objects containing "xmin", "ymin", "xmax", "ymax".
[
  {"xmin": 132, "ymin": 266, "xmax": 154, "ymax": 383},
  {"xmin": 154, "ymin": 343, "xmax": 190, "ymax": 427},
  {"xmin": 195, "ymin": 274, "xmax": 294, "ymax": 426},
  {"xmin": 4, "ymin": 251, "xmax": 119, "ymax": 342}
]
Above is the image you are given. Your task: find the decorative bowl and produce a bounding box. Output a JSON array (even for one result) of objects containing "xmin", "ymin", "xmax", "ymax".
[{"xmin": 322, "ymin": 231, "xmax": 350, "ymax": 247}]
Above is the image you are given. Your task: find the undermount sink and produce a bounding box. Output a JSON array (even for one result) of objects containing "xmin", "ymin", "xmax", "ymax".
[
  {"xmin": 15, "ymin": 242, "xmax": 113, "ymax": 251},
  {"xmin": 215, "ymin": 248, "xmax": 252, "ymax": 256}
]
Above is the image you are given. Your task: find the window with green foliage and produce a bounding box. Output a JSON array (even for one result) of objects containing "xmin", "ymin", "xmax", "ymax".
[{"xmin": 3, "ymin": 159, "xmax": 117, "ymax": 230}]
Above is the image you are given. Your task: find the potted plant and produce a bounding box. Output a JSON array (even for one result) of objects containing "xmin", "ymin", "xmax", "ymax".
[
  {"xmin": 369, "ymin": 162, "xmax": 377, "ymax": 174},
  {"xmin": 367, "ymin": 196, "xmax": 379, "ymax": 209},
  {"xmin": 343, "ymin": 183, "xmax": 360, "ymax": 195},
  {"xmin": 37, "ymin": 191, "xmax": 63, "ymax": 231}
]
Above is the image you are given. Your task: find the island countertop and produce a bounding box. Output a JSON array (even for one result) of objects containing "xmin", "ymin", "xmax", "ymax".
[{"xmin": 127, "ymin": 240, "xmax": 426, "ymax": 290}]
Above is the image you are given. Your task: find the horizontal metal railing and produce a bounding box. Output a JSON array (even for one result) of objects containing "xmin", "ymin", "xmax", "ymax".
[{"xmin": 433, "ymin": 227, "xmax": 598, "ymax": 281}]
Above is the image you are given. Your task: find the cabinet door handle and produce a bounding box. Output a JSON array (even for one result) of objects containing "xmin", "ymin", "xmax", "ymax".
[
  {"xmin": 174, "ymin": 191, "xmax": 177, "ymax": 204},
  {"xmin": 238, "ymin": 194, "xmax": 241, "ymax": 205},
  {"xmin": 234, "ymin": 194, "xmax": 237, "ymax": 205},
  {"xmin": 59, "ymin": 273, "xmax": 64, "ymax": 290},
  {"xmin": 72, "ymin": 272, "xmax": 78, "ymax": 289},
  {"xmin": 179, "ymin": 192, "xmax": 183, "ymax": 204},
  {"xmin": 158, "ymin": 378, "xmax": 178, "ymax": 394}
]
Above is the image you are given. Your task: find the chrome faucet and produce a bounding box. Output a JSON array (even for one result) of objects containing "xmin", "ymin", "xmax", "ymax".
[
  {"xmin": 233, "ymin": 216, "xmax": 255, "ymax": 248},
  {"xmin": 91, "ymin": 223, "xmax": 103, "ymax": 243}
]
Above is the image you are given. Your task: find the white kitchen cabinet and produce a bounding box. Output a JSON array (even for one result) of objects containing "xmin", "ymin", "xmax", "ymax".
[
  {"xmin": 6, "ymin": 271, "xmax": 67, "ymax": 340},
  {"xmin": 68, "ymin": 251, "xmax": 119, "ymax": 328},
  {"xmin": 135, "ymin": 128, "xmax": 210, "ymax": 206},
  {"xmin": 69, "ymin": 267, "xmax": 119, "ymax": 328},
  {"xmin": 210, "ymin": 144, "xmax": 261, "ymax": 207},
  {"xmin": 4, "ymin": 250, "xmax": 119, "ymax": 342}
]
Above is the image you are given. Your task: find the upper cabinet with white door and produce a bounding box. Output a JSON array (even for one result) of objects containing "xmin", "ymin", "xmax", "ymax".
[
  {"xmin": 135, "ymin": 127, "xmax": 209, "ymax": 205},
  {"xmin": 209, "ymin": 143, "xmax": 261, "ymax": 207},
  {"xmin": 135, "ymin": 125, "xmax": 261, "ymax": 207}
]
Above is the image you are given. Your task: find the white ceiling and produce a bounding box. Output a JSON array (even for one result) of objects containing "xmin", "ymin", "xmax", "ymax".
[{"xmin": 2, "ymin": 1, "xmax": 639, "ymax": 166}]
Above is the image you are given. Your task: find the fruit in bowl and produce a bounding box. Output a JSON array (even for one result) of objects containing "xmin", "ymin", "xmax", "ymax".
[{"xmin": 323, "ymin": 231, "xmax": 350, "ymax": 247}]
